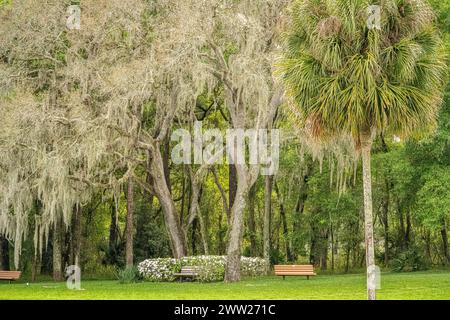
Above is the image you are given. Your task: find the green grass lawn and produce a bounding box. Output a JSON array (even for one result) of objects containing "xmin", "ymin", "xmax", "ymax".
[{"xmin": 1, "ymin": 270, "xmax": 449, "ymax": 300}]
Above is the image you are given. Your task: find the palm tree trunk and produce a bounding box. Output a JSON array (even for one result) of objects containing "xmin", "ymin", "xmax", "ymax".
[{"xmin": 361, "ymin": 133, "xmax": 376, "ymax": 300}]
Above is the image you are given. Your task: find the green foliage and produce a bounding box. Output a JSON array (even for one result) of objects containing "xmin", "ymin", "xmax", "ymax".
[
  {"xmin": 0, "ymin": 0, "xmax": 11, "ymax": 7},
  {"xmin": 391, "ymin": 247, "xmax": 429, "ymax": 272},
  {"xmin": 83, "ymin": 265, "xmax": 118, "ymax": 281},
  {"xmin": 416, "ymin": 166, "xmax": 450, "ymax": 228},
  {"xmin": 118, "ymin": 266, "xmax": 141, "ymax": 284},
  {"xmin": 278, "ymin": 0, "xmax": 447, "ymax": 139}
]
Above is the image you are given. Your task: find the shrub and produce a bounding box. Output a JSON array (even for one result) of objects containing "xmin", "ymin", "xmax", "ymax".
[
  {"xmin": 391, "ymin": 247, "xmax": 429, "ymax": 272},
  {"xmin": 118, "ymin": 266, "xmax": 141, "ymax": 284},
  {"xmin": 138, "ymin": 255, "xmax": 268, "ymax": 282},
  {"xmin": 137, "ymin": 258, "xmax": 180, "ymax": 282},
  {"xmin": 180, "ymin": 256, "xmax": 226, "ymax": 282},
  {"xmin": 241, "ymin": 257, "xmax": 268, "ymax": 276}
]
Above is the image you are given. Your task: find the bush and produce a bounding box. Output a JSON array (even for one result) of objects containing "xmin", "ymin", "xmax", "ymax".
[
  {"xmin": 118, "ymin": 266, "xmax": 141, "ymax": 284},
  {"xmin": 241, "ymin": 257, "xmax": 268, "ymax": 276},
  {"xmin": 137, "ymin": 258, "xmax": 181, "ymax": 282},
  {"xmin": 391, "ymin": 247, "xmax": 429, "ymax": 272},
  {"xmin": 138, "ymin": 256, "xmax": 268, "ymax": 282},
  {"xmin": 180, "ymin": 256, "xmax": 226, "ymax": 282}
]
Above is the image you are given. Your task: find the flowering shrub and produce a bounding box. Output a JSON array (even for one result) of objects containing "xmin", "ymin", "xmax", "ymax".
[
  {"xmin": 137, "ymin": 258, "xmax": 181, "ymax": 282},
  {"xmin": 180, "ymin": 255, "xmax": 226, "ymax": 282},
  {"xmin": 138, "ymin": 255, "xmax": 267, "ymax": 282},
  {"xmin": 241, "ymin": 257, "xmax": 268, "ymax": 277}
]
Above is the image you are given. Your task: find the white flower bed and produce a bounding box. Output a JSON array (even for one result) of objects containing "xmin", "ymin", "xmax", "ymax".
[
  {"xmin": 241, "ymin": 257, "xmax": 268, "ymax": 277},
  {"xmin": 137, "ymin": 258, "xmax": 181, "ymax": 282},
  {"xmin": 138, "ymin": 255, "xmax": 267, "ymax": 282}
]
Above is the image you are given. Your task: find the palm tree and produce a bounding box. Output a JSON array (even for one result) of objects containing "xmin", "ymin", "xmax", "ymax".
[{"xmin": 277, "ymin": 0, "xmax": 447, "ymax": 300}]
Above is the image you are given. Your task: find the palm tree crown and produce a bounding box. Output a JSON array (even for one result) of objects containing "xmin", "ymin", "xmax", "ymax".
[{"xmin": 277, "ymin": 0, "xmax": 447, "ymax": 140}]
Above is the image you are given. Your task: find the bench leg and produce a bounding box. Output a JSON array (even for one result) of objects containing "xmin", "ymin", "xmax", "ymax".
[
  {"xmin": 283, "ymin": 276, "xmax": 285, "ymax": 280},
  {"xmin": 307, "ymin": 276, "xmax": 309, "ymax": 280}
]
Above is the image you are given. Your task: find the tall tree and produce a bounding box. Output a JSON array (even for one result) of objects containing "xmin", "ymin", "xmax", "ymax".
[
  {"xmin": 52, "ymin": 217, "xmax": 63, "ymax": 281},
  {"xmin": 263, "ymin": 176, "xmax": 273, "ymax": 272},
  {"xmin": 157, "ymin": 0, "xmax": 286, "ymax": 282},
  {"xmin": 125, "ymin": 178, "xmax": 135, "ymax": 268},
  {"xmin": 278, "ymin": 0, "xmax": 447, "ymax": 299}
]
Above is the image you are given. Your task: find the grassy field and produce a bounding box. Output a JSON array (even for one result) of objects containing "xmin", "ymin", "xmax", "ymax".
[{"xmin": 0, "ymin": 270, "xmax": 449, "ymax": 300}]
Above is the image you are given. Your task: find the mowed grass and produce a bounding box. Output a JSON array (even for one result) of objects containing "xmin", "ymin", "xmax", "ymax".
[{"xmin": 0, "ymin": 270, "xmax": 449, "ymax": 300}]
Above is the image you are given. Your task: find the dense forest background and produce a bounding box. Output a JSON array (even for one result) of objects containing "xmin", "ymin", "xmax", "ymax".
[{"xmin": 0, "ymin": 0, "xmax": 449, "ymax": 281}]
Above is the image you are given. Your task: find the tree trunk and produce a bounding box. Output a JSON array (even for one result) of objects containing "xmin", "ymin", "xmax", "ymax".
[
  {"xmin": 31, "ymin": 253, "xmax": 41, "ymax": 282},
  {"xmin": 198, "ymin": 210, "xmax": 209, "ymax": 255},
  {"xmin": 225, "ymin": 182, "xmax": 248, "ymax": 282},
  {"xmin": 292, "ymin": 165, "xmax": 311, "ymax": 260},
  {"xmin": 248, "ymin": 184, "xmax": 258, "ymax": 257},
  {"xmin": 345, "ymin": 245, "xmax": 351, "ymax": 273},
  {"xmin": 53, "ymin": 217, "xmax": 63, "ymax": 281},
  {"xmin": 275, "ymin": 182, "xmax": 293, "ymax": 262},
  {"xmin": 361, "ymin": 133, "xmax": 376, "ymax": 300},
  {"xmin": 381, "ymin": 187, "xmax": 389, "ymax": 266},
  {"xmin": 163, "ymin": 138, "xmax": 172, "ymax": 193},
  {"xmin": 424, "ymin": 230, "xmax": 432, "ymax": 264},
  {"xmin": 191, "ymin": 217, "xmax": 198, "ymax": 255},
  {"xmin": 309, "ymin": 226, "xmax": 317, "ymax": 266},
  {"xmin": 0, "ymin": 235, "xmax": 10, "ymax": 271},
  {"xmin": 405, "ymin": 211, "xmax": 411, "ymax": 247},
  {"xmin": 441, "ymin": 220, "xmax": 449, "ymax": 265},
  {"xmin": 109, "ymin": 200, "xmax": 118, "ymax": 264},
  {"xmin": 148, "ymin": 147, "xmax": 187, "ymax": 258},
  {"xmin": 125, "ymin": 178, "xmax": 134, "ymax": 268},
  {"xmin": 229, "ymin": 164, "xmax": 237, "ymax": 212},
  {"xmin": 330, "ymin": 225, "xmax": 335, "ymax": 271},
  {"xmin": 320, "ymin": 228, "xmax": 329, "ymax": 271},
  {"xmin": 263, "ymin": 175, "xmax": 273, "ymax": 272},
  {"xmin": 398, "ymin": 201, "xmax": 406, "ymax": 250},
  {"xmin": 72, "ymin": 206, "xmax": 82, "ymax": 267},
  {"xmin": 218, "ymin": 209, "xmax": 225, "ymax": 255}
]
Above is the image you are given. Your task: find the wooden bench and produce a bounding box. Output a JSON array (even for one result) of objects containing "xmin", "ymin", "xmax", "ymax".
[
  {"xmin": 274, "ymin": 265, "xmax": 316, "ymax": 280},
  {"xmin": 0, "ymin": 271, "xmax": 22, "ymax": 283},
  {"xmin": 174, "ymin": 266, "xmax": 199, "ymax": 282}
]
